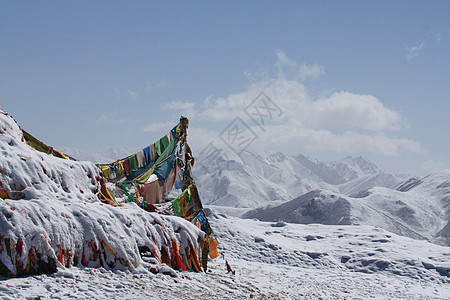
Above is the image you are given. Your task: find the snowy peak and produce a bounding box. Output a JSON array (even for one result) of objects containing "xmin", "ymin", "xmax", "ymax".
[
  {"xmin": 340, "ymin": 171, "xmax": 403, "ymax": 195},
  {"xmin": 330, "ymin": 155, "xmax": 380, "ymax": 182},
  {"xmin": 395, "ymin": 170, "xmax": 450, "ymax": 246},
  {"xmin": 396, "ymin": 170, "xmax": 450, "ymax": 193},
  {"xmin": 292, "ymin": 154, "xmax": 347, "ymax": 185},
  {"xmin": 289, "ymin": 154, "xmax": 381, "ymax": 185}
]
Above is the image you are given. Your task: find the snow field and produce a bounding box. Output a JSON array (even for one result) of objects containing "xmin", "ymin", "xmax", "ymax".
[{"xmin": 1, "ymin": 214, "xmax": 449, "ymax": 299}]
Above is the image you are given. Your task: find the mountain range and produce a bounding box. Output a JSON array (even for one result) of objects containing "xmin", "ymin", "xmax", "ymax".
[
  {"xmin": 193, "ymin": 150, "xmax": 449, "ymax": 246},
  {"xmin": 64, "ymin": 146, "xmax": 449, "ymax": 247},
  {"xmin": 193, "ymin": 150, "xmax": 406, "ymax": 208}
]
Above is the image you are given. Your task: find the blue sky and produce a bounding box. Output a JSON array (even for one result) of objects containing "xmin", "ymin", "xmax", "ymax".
[{"xmin": 1, "ymin": 1, "xmax": 449, "ymax": 175}]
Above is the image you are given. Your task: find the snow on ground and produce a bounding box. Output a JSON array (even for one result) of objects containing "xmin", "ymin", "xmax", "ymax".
[
  {"xmin": 211, "ymin": 213, "xmax": 450, "ymax": 299},
  {"xmin": 1, "ymin": 212, "xmax": 449, "ymax": 299}
]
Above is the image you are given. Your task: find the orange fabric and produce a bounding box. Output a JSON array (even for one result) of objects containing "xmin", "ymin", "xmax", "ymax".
[
  {"xmin": 0, "ymin": 189, "xmax": 9, "ymax": 199},
  {"xmin": 209, "ymin": 238, "xmax": 219, "ymax": 259},
  {"xmin": 171, "ymin": 239, "xmax": 187, "ymax": 271},
  {"xmin": 99, "ymin": 238, "xmax": 118, "ymax": 256}
]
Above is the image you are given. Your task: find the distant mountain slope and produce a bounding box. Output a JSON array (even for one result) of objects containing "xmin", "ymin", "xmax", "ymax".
[
  {"xmin": 244, "ymin": 170, "xmax": 450, "ymax": 246},
  {"xmin": 244, "ymin": 190, "xmax": 353, "ymax": 225},
  {"xmin": 340, "ymin": 171, "xmax": 403, "ymax": 195},
  {"xmin": 194, "ymin": 149, "xmax": 404, "ymax": 208},
  {"xmin": 194, "ymin": 151, "xmax": 294, "ymax": 208}
]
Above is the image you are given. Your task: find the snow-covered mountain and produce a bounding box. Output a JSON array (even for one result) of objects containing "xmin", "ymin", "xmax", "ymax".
[
  {"xmin": 194, "ymin": 149, "xmax": 405, "ymax": 208},
  {"xmin": 193, "ymin": 149, "xmax": 449, "ymax": 246},
  {"xmin": 339, "ymin": 171, "xmax": 403, "ymax": 195},
  {"xmin": 244, "ymin": 170, "xmax": 450, "ymax": 246},
  {"xmin": 194, "ymin": 151, "xmax": 294, "ymax": 208}
]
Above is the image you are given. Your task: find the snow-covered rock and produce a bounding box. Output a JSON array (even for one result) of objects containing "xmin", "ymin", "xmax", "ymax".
[{"xmin": 0, "ymin": 111, "xmax": 204, "ymax": 277}]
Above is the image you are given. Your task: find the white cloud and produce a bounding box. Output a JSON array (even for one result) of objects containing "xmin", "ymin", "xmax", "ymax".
[
  {"xmin": 197, "ymin": 76, "xmax": 310, "ymax": 123},
  {"xmin": 162, "ymin": 101, "xmax": 196, "ymax": 118},
  {"xmin": 192, "ymin": 76, "xmax": 420, "ymax": 156},
  {"xmin": 113, "ymin": 88, "xmax": 121, "ymax": 100},
  {"xmin": 97, "ymin": 114, "xmax": 109, "ymax": 124},
  {"xmin": 299, "ymin": 63, "xmax": 325, "ymax": 80},
  {"xmin": 246, "ymin": 124, "xmax": 422, "ymax": 157},
  {"xmin": 406, "ymin": 42, "xmax": 425, "ymax": 60},
  {"xmin": 186, "ymin": 51, "xmax": 422, "ymax": 158},
  {"xmin": 185, "ymin": 126, "xmax": 224, "ymax": 152},
  {"xmin": 309, "ymin": 92, "xmax": 405, "ymax": 131},
  {"xmin": 199, "ymin": 92, "xmax": 252, "ymax": 122},
  {"xmin": 196, "ymin": 77, "xmax": 405, "ymax": 132},
  {"xmin": 142, "ymin": 121, "xmax": 176, "ymax": 133},
  {"xmin": 275, "ymin": 51, "xmax": 296, "ymax": 68},
  {"xmin": 275, "ymin": 51, "xmax": 325, "ymax": 80}
]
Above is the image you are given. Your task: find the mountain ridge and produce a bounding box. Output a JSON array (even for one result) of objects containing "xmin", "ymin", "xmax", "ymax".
[{"xmin": 194, "ymin": 149, "xmax": 406, "ymax": 208}]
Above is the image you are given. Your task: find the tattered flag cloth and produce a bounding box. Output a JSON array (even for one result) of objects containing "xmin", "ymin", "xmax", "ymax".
[
  {"xmin": 209, "ymin": 236, "xmax": 219, "ymax": 259},
  {"xmin": 136, "ymin": 150, "xmax": 145, "ymax": 168},
  {"xmin": 21, "ymin": 129, "xmax": 76, "ymax": 161},
  {"xmin": 155, "ymin": 135, "xmax": 170, "ymax": 157},
  {"xmin": 97, "ymin": 120, "xmax": 184, "ymax": 185},
  {"xmin": 171, "ymin": 183, "xmax": 202, "ymax": 219},
  {"xmin": 94, "ymin": 116, "xmax": 220, "ymax": 271},
  {"xmin": 0, "ymin": 111, "xmax": 216, "ymax": 276},
  {"xmin": 195, "ymin": 211, "xmax": 208, "ymax": 232}
]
